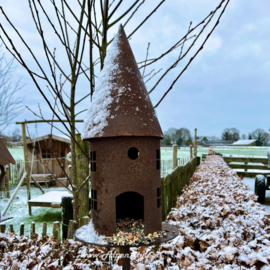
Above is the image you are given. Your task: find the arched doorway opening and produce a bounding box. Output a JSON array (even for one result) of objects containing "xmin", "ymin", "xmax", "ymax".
[{"xmin": 116, "ymin": 192, "xmax": 144, "ymax": 221}]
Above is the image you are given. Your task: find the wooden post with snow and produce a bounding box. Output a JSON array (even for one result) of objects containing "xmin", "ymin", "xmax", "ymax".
[
  {"xmin": 173, "ymin": 145, "xmax": 178, "ymax": 169},
  {"xmin": 21, "ymin": 123, "xmax": 31, "ymax": 201},
  {"xmin": 20, "ymin": 223, "xmax": 24, "ymax": 236},
  {"xmin": 190, "ymin": 145, "xmax": 193, "ymax": 160},
  {"xmin": 75, "ymin": 133, "xmax": 90, "ymax": 228},
  {"xmin": 53, "ymin": 221, "xmax": 61, "ymax": 242},
  {"xmin": 82, "ymin": 216, "xmax": 90, "ymax": 226},
  {"xmin": 31, "ymin": 222, "xmax": 35, "ymax": 239}
]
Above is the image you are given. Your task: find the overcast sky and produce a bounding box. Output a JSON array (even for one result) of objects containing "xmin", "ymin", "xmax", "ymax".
[{"xmin": 1, "ymin": 0, "xmax": 269, "ymax": 139}]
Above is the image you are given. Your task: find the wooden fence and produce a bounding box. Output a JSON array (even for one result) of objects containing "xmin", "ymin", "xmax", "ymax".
[
  {"xmin": 1, "ymin": 157, "xmax": 200, "ymax": 238},
  {"xmin": 161, "ymin": 156, "xmax": 200, "ymax": 221},
  {"xmin": 7, "ymin": 160, "xmax": 24, "ymax": 183},
  {"xmin": 202, "ymin": 154, "xmax": 270, "ymax": 178},
  {"xmin": 0, "ymin": 216, "xmax": 90, "ymax": 241}
]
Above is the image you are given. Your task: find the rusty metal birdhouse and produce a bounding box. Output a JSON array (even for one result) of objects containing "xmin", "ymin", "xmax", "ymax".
[
  {"xmin": 0, "ymin": 137, "xmax": 15, "ymax": 181},
  {"xmin": 0, "ymin": 138, "xmax": 15, "ymax": 167},
  {"xmin": 82, "ymin": 25, "xmax": 164, "ymax": 236},
  {"xmin": 0, "ymin": 137, "xmax": 15, "ymax": 222}
]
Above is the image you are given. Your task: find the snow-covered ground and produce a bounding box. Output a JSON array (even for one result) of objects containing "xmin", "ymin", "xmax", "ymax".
[{"xmin": 0, "ymin": 186, "xmax": 64, "ymax": 237}]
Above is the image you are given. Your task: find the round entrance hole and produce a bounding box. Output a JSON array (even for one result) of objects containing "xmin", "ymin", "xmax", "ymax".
[{"xmin": 128, "ymin": 147, "xmax": 139, "ymax": 160}]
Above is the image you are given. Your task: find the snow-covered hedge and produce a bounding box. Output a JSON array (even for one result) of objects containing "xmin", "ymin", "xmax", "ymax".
[{"xmin": 1, "ymin": 155, "xmax": 270, "ymax": 269}]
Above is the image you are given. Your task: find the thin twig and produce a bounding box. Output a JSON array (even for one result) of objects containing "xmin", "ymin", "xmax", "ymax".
[
  {"xmin": 154, "ymin": 0, "xmax": 230, "ymax": 108},
  {"xmin": 142, "ymin": 42, "xmax": 150, "ymax": 78},
  {"xmin": 127, "ymin": 0, "xmax": 165, "ymax": 39}
]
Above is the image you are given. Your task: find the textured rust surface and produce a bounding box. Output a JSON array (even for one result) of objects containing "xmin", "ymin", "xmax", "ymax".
[
  {"xmin": 83, "ymin": 25, "xmax": 165, "ymax": 237},
  {"xmin": 90, "ymin": 136, "xmax": 162, "ymax": 236},
  {"xmin": 75, "ymin": 223, "xmax": 178, "ymax": 247},
  {"xmin": 83, "ymin": 25, "xmax": 163, "ymax": 139},
  {"xmin": 0, "ymin": 138, "xmax": 15, "ymax": 165}
]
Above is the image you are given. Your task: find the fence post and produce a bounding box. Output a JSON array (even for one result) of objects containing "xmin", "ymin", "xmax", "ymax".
[
  {"xmin": 194, "ymin": 128, "xmax": 197, "ymax": 157},
  {"xmin": 190, "ymin": 145, "xmax": 193, "ymax": 160},
  {"xmin": 0, "ymin": 224, "xmax": 6, "ymax": 233},
  {"xmin": 20, "ymin": 223, "xmax": 24, "ymax": 236},
  {"xmin": 82, "ymin": 216, "xmax": 90, "ymax": 226},
  {"xmin": 42, "ymin": 222, "xmax": 47, "ymax": 238},
  {"xmin": 21, "ymin": 123, "xmax": 31, "ymax": 201},
  {"xmin": 31, "ymin": 222, "xmax": 35, "ymax": 239},
  {"xmin": 53, "ymin": 221, "xmax": 61, "ymax": 243},
  {"xmin": 9, "ymin": 224, "xmax": 14, "ymax": 233},
  {"xmin": 5, "ymin": 165, "xmax": 10, "ymax": 198},
  {"xmin": 62, "ymin": 196, "xmax": 73, "ymax": 239},
  {"xmin": 173, "ymin": 145, "xmax": 178, "ymax": 170},
  {"xmin": 73, "ymin": 220, "xmax": 78, "ymax": 232},
  {"xmin": 67, "ymin": 220, "xmax": 74, "ymax": 239}
]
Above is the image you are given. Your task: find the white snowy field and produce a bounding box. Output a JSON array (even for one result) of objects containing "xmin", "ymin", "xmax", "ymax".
[{"xmin": 8, "ymin": 145, "xmax": 269, "ymax": 161}]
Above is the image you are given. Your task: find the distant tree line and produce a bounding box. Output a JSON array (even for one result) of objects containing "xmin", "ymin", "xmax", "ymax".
[
  {"xmin": 161, "ymin": 128, "xmax": 193, "ymax": 146},
  {"xmin": 161, "ymin": 127, "xmax": 270, "ymax": 146}
]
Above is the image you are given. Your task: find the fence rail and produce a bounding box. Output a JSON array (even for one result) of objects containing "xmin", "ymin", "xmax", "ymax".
[
  {"xmin": 0, "ymin": 217, "xmax": 90, "ymax": 241},
  {"xmin": 161, "ymin": 156, "xmax": 199, "ymax": 221},
  {"xmin": 202, "ymin": 154, "xmax": 270, "ymax": 178}
]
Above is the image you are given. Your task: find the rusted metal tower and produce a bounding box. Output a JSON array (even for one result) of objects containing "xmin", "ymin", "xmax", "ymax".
[{"xmin": 82, "ymin": 25, "xmax": 164, "ymax": 236}]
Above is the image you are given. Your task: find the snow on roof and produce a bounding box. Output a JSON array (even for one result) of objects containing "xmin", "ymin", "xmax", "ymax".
[
  {"xmin": 82, "ymin": 26, "xmax": 121, "ymax": 139},
  {"xmin": 82, "ymin": 25, "xmax": 163, "ymax": 140},
  {"xmin": 26, "ymin": 134, "xmax": 71, "ymax": 145},
  {"xmin": 232, "ymin": 140, "xmax": 256, "ymax": 145},
  {"xmin": 202, "ymin": 140, "xmax": 234, "ymax": 145}
]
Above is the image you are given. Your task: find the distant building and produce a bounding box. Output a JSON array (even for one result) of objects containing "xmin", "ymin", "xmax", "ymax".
[
  {"xmin": 232, "ymin": 139, "xmax": 256, "ymax": 146},
  {"xmin": 201, "ymin": 140, "xmax": 235, "ymax": 147},
  {"xmin": 26, "ymin": 134, "xmax": 71, "ymax": 177}
]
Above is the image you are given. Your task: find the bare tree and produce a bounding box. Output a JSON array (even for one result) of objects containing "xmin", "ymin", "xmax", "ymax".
[
  {"xmin": 176, "ymin": 128, "xmax": 192, "ymax": 144},
  {"xmin": 250, "ymin": 128, "xmax": 270, "ymax": 146},
  {"xmin": 210, "ymin": 135, "xmax": 219, "ymax": 141},
  {"xmin": 241, "ymin": 134, "xmax": 246, "ymax": 140},
  {"xmin": 0, "ymin": 0, "xmax": 231, "ymax": 223},
  {"xmin": 165, "ymin": 128, "xmax": 178, "ymax": 144},
  {"xmin": 221, "ymin": 127, "xmax": 239, "ymax": 141},
  {"xmin": 0, "ymin": 45, "xmax": 24, "ymax": 132}
]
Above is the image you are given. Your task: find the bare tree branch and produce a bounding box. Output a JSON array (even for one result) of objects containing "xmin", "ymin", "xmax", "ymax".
[
  {"xmin": 154, "ymin": 0, "xmax": 230, "ymax": 108},
  {"xmin": 127, "ymin": 0, "xmax": 165, "ymax": 39},
  {"xmin": 108, "ymin": 0, "xmax": 140, "ymax": 28},
  {"xmin": 142, "ymin": 42, "xmax": 150, "ymax": 78}
]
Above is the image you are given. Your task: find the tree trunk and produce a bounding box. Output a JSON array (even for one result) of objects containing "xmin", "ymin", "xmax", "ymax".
[{"xmin": 75, "ymin": 134, "xmax": 90, "ymax": 227}]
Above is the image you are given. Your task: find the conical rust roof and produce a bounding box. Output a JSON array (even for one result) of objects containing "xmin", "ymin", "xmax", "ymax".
[
  {"xmin": 0, "ymin": 138, "xmax": 15, "ymax": 165},
  {"xmin": 82, "ymin": 25, "xmax": 163, "ymax": 140}
]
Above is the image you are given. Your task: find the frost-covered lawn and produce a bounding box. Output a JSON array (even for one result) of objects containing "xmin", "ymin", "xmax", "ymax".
[
  {"xmin": 0, "ymin": 185, "xmax": 64, "ymax": 237},
  {"xmin": 8, "ymin": 145, "xmax": 269, "ymax": 161}
]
